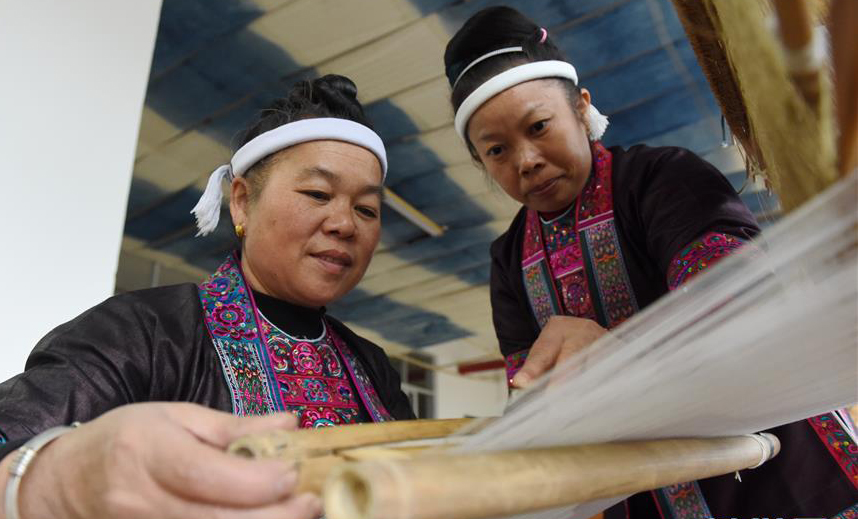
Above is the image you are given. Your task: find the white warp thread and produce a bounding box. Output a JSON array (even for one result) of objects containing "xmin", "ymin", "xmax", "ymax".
[{"xmin": 451, "ymin": 172, "xmax": 858, "ymax": 519}]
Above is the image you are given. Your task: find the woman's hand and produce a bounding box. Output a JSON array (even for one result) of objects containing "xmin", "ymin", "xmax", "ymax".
[
  {"xmin": 11, "ymin": 403, "xmax": 321, "ymax": 519},
  {"xmin": 511, "ymin": 316, "xmax": 607, "ymax": 388}
]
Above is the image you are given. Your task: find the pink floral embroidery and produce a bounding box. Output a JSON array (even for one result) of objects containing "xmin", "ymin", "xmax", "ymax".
[
  {"xmin": 667, "ymin": 232, "xmax": 746, "ymax": 290},
  {"xmin": 521, "ymin": 142, "xmax": 637, "ymax": 329},
  {"xmin": 808, "ymin": 413, "xmax": 858, "ymax": 490},
  {"xmin": 198, "ymin": 254, "xmax": 392, "ymax": 424},
  {"xmin": 504, "ymin": 350, "xmax": 528, "ymax": 387}
]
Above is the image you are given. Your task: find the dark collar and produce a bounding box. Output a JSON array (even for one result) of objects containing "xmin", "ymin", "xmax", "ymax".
[{"xmin": 251, "ymin": 289, "xmax": 325, "ymax": 339}]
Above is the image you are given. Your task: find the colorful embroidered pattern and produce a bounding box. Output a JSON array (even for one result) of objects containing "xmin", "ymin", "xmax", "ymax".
[
  {"xmin": 261, "ymin": 319, "xmax": 362, "ymax": 428},
  {"xmin": 542, "ymin": 208, "xmax": 577, "ymax": 254},
  {"xmin": 653, "ymin": 481, "xmax": 712, "ymax": 519},
  {"xmin": 330, "ymin": 328, "xmax": 393, "ymax": 423},
  {"xmin": 832, "ymin": 503, "xmax": 858, "ymax": 519},
  {"xmin": 540, "ymin": 208, "xmax": 598, "ymax": 321},
  {"xmin": 808, "ymin": 412, "xmax": 858, "ymax": 490},
  {"xmin": 557, "ymin": 270, "xmax": 597, "ymax": 321},
  {"xmin": 521, "ymin": 142, "xmax": 637, "ymax": 330},
  {"xmin": 666, "ymin": 232, "xmax": 746, "ymax": 290},
  {"xmin": 522, "ymin": 248, "xmax": 561, "ymax": 328},
  {"xmin": 577, "ymin": 146, "xmax": 613, "ymax": 220},
  {"xmin": 547, "ymin": 242, "xmax": 582, "ymax": 277},
  {"xmin": 581, "ymin": 219, "xmax": 638, "ymax": 327},
  {"xmin": 198, "ymin": 254, "xmax": 392, "ymax": 424},
  {"xmin": 504, "ymin": 349, "xmax": 528, "ymax": 383},
  {"xmin": 522, "ymin": 209, "xmax": 543, "ymax": 255},
  {"xmin": 198, "ymin": 255, "xmax": 275, "ymax": 417}
]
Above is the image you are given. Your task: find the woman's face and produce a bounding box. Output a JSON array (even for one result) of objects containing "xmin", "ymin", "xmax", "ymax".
[
  {"xmin": 230, "ymin": 140, "xmax": 383, "ymax": 308},
  {"xmin": 467, "ymin": 79, "xmax": 593, "ymax": 213}
]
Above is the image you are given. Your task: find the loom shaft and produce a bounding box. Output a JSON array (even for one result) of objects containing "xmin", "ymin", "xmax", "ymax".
[{"xmin": 324, "ymin": 434, "xmax": 780, "ymax": 519}]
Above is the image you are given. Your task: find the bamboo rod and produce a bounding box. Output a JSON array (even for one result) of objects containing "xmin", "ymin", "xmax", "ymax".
[
  {"xmin": 295, "ymin": 445, "xmax": 434, "ymax": 495},
  {"xmin": 773, "ymin": 0, "xmax": 813, "ymax": 50},
  {"xmin": 296, "ymin": 454, "xmax": 345, "ymax": 495},
  {"xmin": 829, "ymin": 0, "xmax": 858, "ymax": 175},
  {"xmin": 228, "ymin": 417, "xmax": 477, "ymax": 460},
  {"xmin": 772, "ymin": 0, "xmax": 822, "ymax": 108},
  {"xmin": 324, "ymin": 434, "xmax": 780, "ymax": 519}
]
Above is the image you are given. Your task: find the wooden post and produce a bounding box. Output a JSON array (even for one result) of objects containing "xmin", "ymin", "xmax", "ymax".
[
  {"xmin": 772, "ymin": 0, "xmax": 822, "ymax": 108},
  {"xmin": 829, "ymin": 0, "xmax": 858, "ymax": 175}
]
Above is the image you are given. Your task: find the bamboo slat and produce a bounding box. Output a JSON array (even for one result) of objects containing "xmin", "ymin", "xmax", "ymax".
[
  {"xmin": 295, "ymin": 445, "xmax": 432, "ymax": 494},
  {"xmin": 324, "ymin": 434, "xmax": 780, "ymax": 519},
  {"xmin": 228, "ymin": 417, "xmax": 477, "ymax": 460}
]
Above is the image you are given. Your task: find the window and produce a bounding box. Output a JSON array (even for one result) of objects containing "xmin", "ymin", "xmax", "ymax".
[{"xmin": 393, "ymin": 352, "xmax": 434, "ymax": 419}]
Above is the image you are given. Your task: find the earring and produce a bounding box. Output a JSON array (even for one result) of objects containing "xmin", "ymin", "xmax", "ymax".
[{"xmin": 235, "ymin": 224, "xmax": 245, "ymax": 239}]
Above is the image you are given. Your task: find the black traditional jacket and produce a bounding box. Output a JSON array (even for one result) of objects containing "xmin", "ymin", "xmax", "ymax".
[
  {"xmin": 489, "ymin": 144, "xmax": 857, "ymax": 518},
  {"xmin": 0, "ymin": 255, "xmax": 414, "ymax": 458}
]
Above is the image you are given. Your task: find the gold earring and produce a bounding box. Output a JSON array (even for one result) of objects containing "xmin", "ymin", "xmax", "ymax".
[{"xmin": 235, "ymin": 224, "xmax": 245, "ymax": 239}]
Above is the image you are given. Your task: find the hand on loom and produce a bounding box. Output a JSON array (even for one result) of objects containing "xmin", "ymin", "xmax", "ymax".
[
  {"xmin": 3, "ymin": 403, "xmax": 321, "ymax": 519},
  {"xmin": 511, "ymin": 316, "xmax": 607, "ymax": 389}
]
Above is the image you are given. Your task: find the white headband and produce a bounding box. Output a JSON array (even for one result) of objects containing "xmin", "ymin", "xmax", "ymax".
[
  {"xmin": 453, "ymin": 60, "xmax": 609, "ymax": 143},
  {"xmin": 190, "ymin": 117, "xmax": 388, "ymax": 236}
]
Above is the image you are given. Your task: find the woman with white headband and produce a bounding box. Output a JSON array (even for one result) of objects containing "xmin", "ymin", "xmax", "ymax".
[
  {"xmin": 445, "ymin": 6, "xmax": 857, "ymax": 518},
  {"xmin": 0, "ymin": 75, "xmax": 414, "ymax": 519}
]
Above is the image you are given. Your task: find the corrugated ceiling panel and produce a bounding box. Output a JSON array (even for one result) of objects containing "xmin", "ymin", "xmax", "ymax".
[
  {"xmin": 316, "ymin": 15, "xmax": 449, "ymax": 103},
  {"xmin": 137, "ymin": 107, "xmax": 181, "ymax": 157},
  {"xmin": 385, "ymin": 76, "xmax": 453, "ymax": 133},
  {"xmin": 250, "ymin": 0, "xmax": 422, "ymax": 66}
]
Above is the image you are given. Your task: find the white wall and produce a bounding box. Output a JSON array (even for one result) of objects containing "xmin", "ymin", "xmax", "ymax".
[
  {"xmin": 0, "ymin": 0, "xmax": 163, "ymax": 380},
  {"xmin": 425, "ymin": 340, "xmax": 509, "ymax": 419}
]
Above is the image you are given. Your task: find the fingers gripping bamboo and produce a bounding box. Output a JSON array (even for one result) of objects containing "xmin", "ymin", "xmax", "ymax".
[
  {"xmin": 228, "ymin": 418, "xmax": 479, "ymax": 494},
  {"xmin": 324, "ymin": 434, "xmax": 780, "ymax": 519}
]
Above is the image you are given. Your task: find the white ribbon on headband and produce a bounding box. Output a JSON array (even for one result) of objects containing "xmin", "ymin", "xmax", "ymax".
[
  {"xmin": 452, "ymin": 46, "xmax": 524, "ymax": 89},
  {"xmin": 453, "ymin": 60, "xmax": 609, "ymax": 143},
  {"xmin": 190, "ymin": 117, "xmax": 388, "ymax": 236}
]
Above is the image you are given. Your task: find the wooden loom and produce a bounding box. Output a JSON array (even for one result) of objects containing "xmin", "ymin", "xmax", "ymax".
[
  {"xmin": 228, "ymin": 1, "xmax": 857, "ymax": 518},
  {"xmin": 229, "ymin": 419, "xmax": 782, "ymax": 519}
]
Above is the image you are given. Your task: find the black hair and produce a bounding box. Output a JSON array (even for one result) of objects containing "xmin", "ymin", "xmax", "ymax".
[
  {"xmin": 444, "ymin": 7, "xmax": 581, "ymax": 158},
  {"xmin": 239, "ymin": 74, "xmax": 373, "ymax": 147},
  {"xmin": 237, "ymin": 74, "xmax": 374, "ymax": 201}
]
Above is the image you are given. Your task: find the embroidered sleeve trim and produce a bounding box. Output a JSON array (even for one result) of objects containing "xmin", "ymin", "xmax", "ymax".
[
  {"xmin": 653, "ymin": 481, "xmax": 712, "ymax": 519},
  {"xmin": 809, "ymin": 412, "xmax": 858, "ymax": 491},
  {"xmin": 504, "ymin": 350, "xmax": 529, "ymax": 388},
  {"xmin": 831, "ymin": 503, "xmax": 858, "ymax": 519},
  {"xmin": 666, "ymin": 232, "xmax": 748, "ymax": 290}
]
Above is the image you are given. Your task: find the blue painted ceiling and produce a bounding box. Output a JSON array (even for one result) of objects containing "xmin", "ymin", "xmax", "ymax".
[{"xmin": 119, "ymin": 0, "xmax": 780, "ymax": 358}]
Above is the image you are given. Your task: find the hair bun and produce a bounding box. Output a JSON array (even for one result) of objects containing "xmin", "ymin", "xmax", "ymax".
[
  {"xmin": 238, "ymin": 74, "xmax": 372, "ymax": 148},
  {"xmin": 278, "ymin": 75, "xmax": 359, "ymax": 110},
  {"xmin": 445, "ymin": 6, "xmax": 568, "ymax": 112},
  {"xmin": 444, "ymin": 6, "xmax": 538, "ymax": 80},
  {"xmin": 281, "ymin": 80, "xmax": 314, "ymax": 111},
  {"xmin": 312, "ymin": 74, "xmax": 359, "ymax": 102}
]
